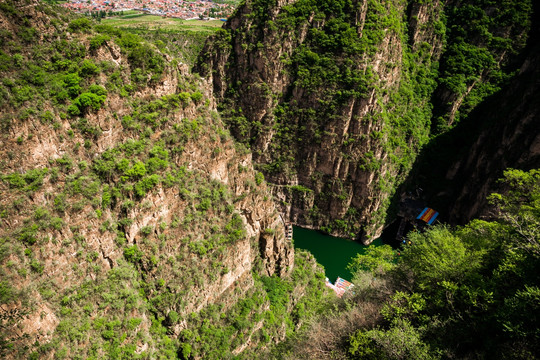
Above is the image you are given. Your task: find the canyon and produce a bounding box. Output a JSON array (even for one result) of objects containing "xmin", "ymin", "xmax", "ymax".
[{"xmin": 0, "ymin": 0, "xmax": 538, "ymax": 358}]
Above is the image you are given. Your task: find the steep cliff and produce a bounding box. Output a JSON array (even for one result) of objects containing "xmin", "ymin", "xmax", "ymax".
[
  {"xmin": 196, "ymin": 0, "xmax": 533, "ymax": 243},
  {"xmin": 430, "ymin": 0, "xmax": 533, "ymax": 133},
  {"xmin": 0, "ymin": 2, "xmax": 327, "ymax": 358},
  {"xmin": 407, "ymin": 3, "xmax": 540, "ymax": 225},
  {"xmin": 196, "ymin": 0, "xmax": 444, "ymax": 242}
]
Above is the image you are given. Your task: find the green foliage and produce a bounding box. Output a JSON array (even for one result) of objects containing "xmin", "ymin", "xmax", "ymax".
[
  {"xmin": 286, "ymin": 170, "xmax": 540, "ymax": 359},
  {"xmin": 6, "ymin": 2, "xmax": 537, "ymax": 359},
  {"xmin": 73, "ymin": 117, "xmax": 102, "ymax": 139},
  {"xmin": 347, "ymin": 244, "xmax": 396, "ymax": 276},
  {"xmin": 17, "ymin": 224, "xmax": 39, "ymax": 245},
  {"xmin": 63, "ymin": 73, "xmax": 82, "ymax": 98},
  {"xmin": 190, "ymin": 91, "xmax": 203, "ymax": 103},
  {"xmin": 125, "ymin": 161, "xmax": 147, "ymax": 178},
  {"xmin": 115, "ymin": 32, "xmax": 165, "ymax": 81},
  {"xmin": 401, "ymin": 226, "xmax": 483, "ymax": 289},
  {"xmin": 68, "ymin": 90, "xmax": 107, "ymax": 116},
  {"xmin": 348, "ymin": 319, "xmax": 437, "ymax": 359},
  {"xmin": 0, "ymin": 3, "xmax": 319, "ymax": 359},
  {"xmin": 254, "ymin": 171, "xmax": 264, "ymax": 185},
  {"xmin": 0, "ymin": 281, "xmax": 16, "ymax": 304},
  {"xmin": 2, "ymin": 168, "xmax": 48, "ymax": 192},
  {"xmin": 79, "ymin": 59, "xmax": 99, "ymax": 77},
  {"xmin": 89, "ymin": 34, "xmax": 110, "ymax": 50},
  {"xmin": 134, "ymin": 175, "xmax": 160, "ymax": 197},
  {"xmin": 348, "ymin": 329, "xmax": 386, "ymax": 360},
  {"xmin": 433, "ymin": 0, "xmax": 533, "ymax": 130},
  {"xmin": 261, "ymin": 275, "xmax": 292, "ymax": 313},
  {"xmin": 488, "ymin": 168, "xmax": 540, "ymax": 253},
  {"xmin": 66, "ymin": 175, "xmax": 101, "ymax": 199},
  {"xmin": 123, "ymin": 245, "xmax": 143, "ymax": 263},
  {"xmin": 366, "ymin": 319, "xmax": 437, "ymax": 360},
  {"xmin": 68, "ymin": 18, "xmax": 92, "ymax": 33}
]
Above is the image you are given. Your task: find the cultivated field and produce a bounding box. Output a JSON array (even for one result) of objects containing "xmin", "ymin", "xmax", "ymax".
[{"xmin": 102, "ymin": 13, "xmax": 225, "ymax": 32}]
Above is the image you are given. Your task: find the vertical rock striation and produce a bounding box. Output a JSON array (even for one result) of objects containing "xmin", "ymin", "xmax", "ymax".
[
  {"xmin": 196, "ymin": 0, "xmax": 445, "ymax": 242},
  {"xmin": 196, "ymin": 0, "xmax": 533, "ymax": 242}
]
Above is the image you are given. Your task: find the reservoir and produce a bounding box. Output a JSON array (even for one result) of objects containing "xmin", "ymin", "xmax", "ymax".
[{"xmin": 293, "ymin": 226, "xmax": 383, "ymax": 282}]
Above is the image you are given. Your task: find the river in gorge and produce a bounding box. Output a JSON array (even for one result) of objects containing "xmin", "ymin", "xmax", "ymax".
[{"xmin": 292, "ymin": 226, "xmax": 384, "ymax": 282}]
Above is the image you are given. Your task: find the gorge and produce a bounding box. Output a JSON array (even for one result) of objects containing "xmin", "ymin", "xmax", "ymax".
[{"xmin": 0, "ymin": 0, "xmax": 539, "ymax": 359}]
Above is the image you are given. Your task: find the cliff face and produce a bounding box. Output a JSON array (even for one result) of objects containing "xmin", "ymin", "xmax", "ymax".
[
  {"xmin": 429, "ymin": 0, "xmax": 533, "ymax": 132},
  {"xmin": 0, "ymin": 2, "xmax": 318, "ymax": 359},
  {"xmin": 197, "ymin": 0, "xmax": 445, "ymax": 242},
  {"xmin": 196, "ymin": 0, "xmax": 533, "ymax": 242},
  {"xmin": 410, "ymin": 10, "xmax": 540, "ymax": 225}
]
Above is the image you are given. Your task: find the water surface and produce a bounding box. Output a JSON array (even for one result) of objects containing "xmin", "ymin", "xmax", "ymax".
[{"xmin": 293, "ymin": 226, "xmax": 382, "ymax": 282}]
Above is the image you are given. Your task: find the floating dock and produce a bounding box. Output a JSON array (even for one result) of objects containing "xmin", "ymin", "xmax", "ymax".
[
  {"xmin": 325, "ymin": 277, "xmax": 354, "ymax": 298},
  {"xmin": 417, "ymin": 207, "xmax": 439, "ymax": 225}
]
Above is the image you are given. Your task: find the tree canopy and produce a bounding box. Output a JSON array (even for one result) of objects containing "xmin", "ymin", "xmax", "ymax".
[{"xmin": 290, "ymin": 168, "xmax": 540, "ymax": 359}]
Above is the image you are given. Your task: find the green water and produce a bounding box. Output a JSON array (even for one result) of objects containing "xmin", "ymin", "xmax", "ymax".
[{"xmin": 293, "ymin": 226, "xmax": 382, "ymax": 282}]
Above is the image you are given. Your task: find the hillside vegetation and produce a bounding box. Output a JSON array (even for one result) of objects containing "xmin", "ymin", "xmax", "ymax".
[
  {"xmin": 276, "ymin": 169, "xmax": 540, "ymax": 359},
  {"xmin": 0, "ymin": 0, "xmax": 538, "ymax": 359},
  {"xmin": 0, "ymin": 1, "xmax": 328, "ymax": 358}
]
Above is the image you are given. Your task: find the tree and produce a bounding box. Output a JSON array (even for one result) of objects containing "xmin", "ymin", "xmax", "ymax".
[
  {"xmin": 400, "ymin": 226, "xmax": 484, "ymax": 289},
  {"xmin": 489, "ymin": 168, "xmax": 540, "ymax": 255},
  {"xmin": 347, "ymin": 245, "xmax": 396, "ymax": 276}
]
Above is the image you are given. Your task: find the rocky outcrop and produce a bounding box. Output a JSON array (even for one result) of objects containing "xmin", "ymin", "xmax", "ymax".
[
  {"xmin": 196, "ymin": 0, "xmax": 534, "ymax": 242},
  {"xmin": 196, "ymin": 0, "xmax": 445, "ymax": 242}
]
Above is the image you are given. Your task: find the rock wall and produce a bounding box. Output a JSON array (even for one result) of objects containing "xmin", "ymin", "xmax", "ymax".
[
  {"xmin": 196, "ymin": 0, "xmax": 445, "ymax": 242},
  {"xmin": 196, "ymin": 0, "xmax": 534, "ymax": 242},
  {"xmin": 412, "ymin": 11, "xmax": 540, "ymax": 225}
]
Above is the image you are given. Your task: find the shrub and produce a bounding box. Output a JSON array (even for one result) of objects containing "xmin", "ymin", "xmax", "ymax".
[
  {"xmin": 124, "ymin": 245, "xmax": 143, "ymax": 263},
  {"xmin": 0, "ymin": 281, "xmax": 15, "ymax": 303},
  {"xmin": 69, "ymin": 92, "xmax": 106, "ymax": 116},
  {"xmin": 18, "ymin": 224, "xmax": 39, "ymax": 245},
  {"xmin": 19, "ymin": 27, "xmax": 37, "ymax": 43},
  {"xmin": 190, "ymin": 91, "xmax": 203, "ymax": 103},
  {"xmin": 134, "ymin": 175, "xmax": 160, "ymax": 197},
  {"xmin": 3, "ymin": 168, "xmax": 48, "ymax": 191},
  {"xmin": 68, "ymin": 18, "xmax": 92, "ymax": 33},
  {"xmin": 63, "ymin": 73, "xmax": 82, "ymax": 98},
  {"xmin": 125, "ymin": 161, "xmax": 147, "ymax": 178},
  {"xmin": 89, "ymin": 34, "xmax": 110, "ymax": 50},
  {"xmin": 50, "ymin": 217, "xmax": 64, "ymax": 230},
  {"xmin": 12, "ymin": 54, "xmax": 24, "ymax": 68},
  {"xmin": 94, "ymin": 24, "xmax": 122, "ymax": 37},
  {"xmin": 140, "ymin": 226, "xmax": 153, "ymax": 237},
  {"xmin": 67, "ymin": 104, "xmax": 80, "ymax": 117},
  {"xmin": 255, "ymin": 172, "xmax": 264, "ymax": 185},
  {"xmin": 79, "ymin": 59, "xmax": 99, "ymax": 77},
  {"xmin": 88, "ymin": 84, "xmax": 107, "ymax": 96},
  {"xmin": 74, "ymin": 117, "xmax": 102, "ymax": 138},
  {"xmin": 39, "ymin": 111, "xmax": 54, "ymax": 124},
  {"xmin": 30, "ymin": 259, "xmax": 44, "ymax": 273}
]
